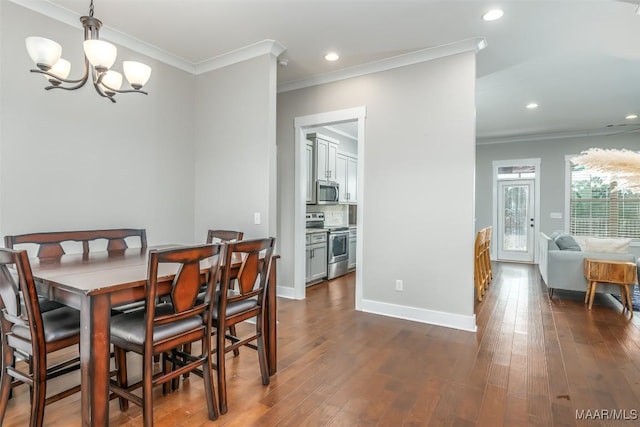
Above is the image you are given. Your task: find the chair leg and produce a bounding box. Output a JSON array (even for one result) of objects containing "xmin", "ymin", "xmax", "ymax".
[
  {"xmin": 0, "ymin": 341, "xmax": 14, "ymax": 424},
  {"xmin": 114, "ymin": 346, "xmax": 129, "ymax": 412},
  {"xmin": 142, "ymin": 352, "xmax": 154, "ymax": 427},
  {"xmin": 180, "ymin": 343, "xmax": 191, "ymax": 383},
  {"xmin": 201, "ymin": 335, "xmax": 219, "ymax": 421},
  {"xmin": 256, "ymin": 318, "xmax": 270, "ymax": 386},
  {"xmin": 229, "ymin": 326, "xmax": 240, "ymax": 357},
  {"xmin": 31, "ymin": 363, "xmax": 46, "ymax": 427},
  {"xmin": 163, "ymin": 352, "xmax": 173, "ymax": 395},
  {"xmin": 217, "ymin": 325, "xmax": 228, "ymax": 414}
]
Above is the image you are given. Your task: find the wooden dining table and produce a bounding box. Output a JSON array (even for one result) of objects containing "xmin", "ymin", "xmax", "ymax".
[{"xmin": 28, "ymin": 245, "xmax": 279, "ymax": 427}]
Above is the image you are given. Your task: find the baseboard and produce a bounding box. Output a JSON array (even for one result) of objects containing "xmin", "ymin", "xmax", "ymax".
[
  {"xmin": 276, "ymin": 285, "xmax": 297, "ymax": 299},
  {"xmin": 360, "ymin": 299, "xmax": 477, "ymax": 332}
]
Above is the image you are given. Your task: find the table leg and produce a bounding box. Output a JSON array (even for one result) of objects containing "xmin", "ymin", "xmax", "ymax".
[
  {"xmin": 80, "ymin": 294, "xmax": 111, "ymax": 426},
  {"xmin": 584, "ymin": 281, "xmax": 591, "ymax": 304},
  {"xmin": 625, "ymin": 285, "xmax": 633, "ymax": 316},
  {"xmin": 266, "ymin": 257, "xmax": 278, "ymax": 376},
  {"xmin": 588, "ymin": 281, "xmax": 597, "ymax": 310}
]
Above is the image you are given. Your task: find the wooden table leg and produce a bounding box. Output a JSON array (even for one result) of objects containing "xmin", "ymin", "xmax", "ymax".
[
  {"xmin": 266, "ymin": 256, "xmax": 278, "ymax": 376},
  {"xmin": 624, "ymin": 285, "xmax": 633, "ymax": 316},
  {"xmin": 588, "ymin": 281, "xmax": 597, "ymax": 310},
  {"xmin": 80, "ymin": 293, "xmax": 111, "ymax": 426}
]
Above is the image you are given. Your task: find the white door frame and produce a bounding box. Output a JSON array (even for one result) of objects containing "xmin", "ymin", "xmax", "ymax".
[
  {"xmin": 492, "ymin": 158, "xmax": 541, "ymax": 264},
  {"xmin": 293, "ymin": 107, "xmax": 366, "ymax": 308}
]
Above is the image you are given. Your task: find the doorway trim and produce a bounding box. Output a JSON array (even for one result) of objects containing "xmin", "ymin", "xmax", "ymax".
[
  {"xmin": 293, "ymin": 107, "xmax": 366, "ymax": 307},
  {"xmin": 492, "ymin": 158, "xmax": 541, "ymax": 263}
]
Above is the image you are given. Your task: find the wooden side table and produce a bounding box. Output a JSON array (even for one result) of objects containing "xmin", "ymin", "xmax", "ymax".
[{"xmin": 584, "ymin": 258, "xmax": 638, "ymax": 314}]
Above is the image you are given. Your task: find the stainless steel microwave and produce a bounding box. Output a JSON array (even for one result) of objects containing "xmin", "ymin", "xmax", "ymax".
[{"xmin": 316, "ymin": 181, "xmax": 339, "ymax": 204}]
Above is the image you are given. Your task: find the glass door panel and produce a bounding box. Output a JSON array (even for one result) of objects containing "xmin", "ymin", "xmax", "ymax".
[{"xmin": 497, "ymin": 180, "xmax": 535, "ymax": 262}]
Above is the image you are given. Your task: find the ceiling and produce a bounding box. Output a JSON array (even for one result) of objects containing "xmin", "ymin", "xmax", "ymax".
[{"xmin": 32, "ymin": 0, "xmax": 640, "ymax": 143}]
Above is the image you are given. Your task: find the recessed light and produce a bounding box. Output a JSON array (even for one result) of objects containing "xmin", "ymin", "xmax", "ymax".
[
  {"xmin": 324, "ymin": 52, "xmax": 339, "ymax": 62},
  {"xmin": 526, "ymin": 102, "xmax": 539, "ymax": 109},
  {"xmin": 482, "ymin": 9, "xmax": 504, "ymax": 21},
  {"xmin": 625, "ymin": 114, "xmax": 638, "ymax": 120}
]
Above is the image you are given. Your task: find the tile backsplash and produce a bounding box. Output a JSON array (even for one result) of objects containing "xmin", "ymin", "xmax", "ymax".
[{"xmin": 307, "ymin": 205, "xmax": 348, "ymax": 226}]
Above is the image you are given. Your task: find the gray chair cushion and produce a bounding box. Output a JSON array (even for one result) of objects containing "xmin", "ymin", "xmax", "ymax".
[
  {"xmin": 110, "ymin": 303, "xmax": 203, "ymax": 347},
  {"xmin": 554, "ymin": 234, "xmax": 581, "ymax": 251},
  {"xmin": 197, "ymin": 291, "xmax": 258, "ymax": 320},
  {"xmin": 13, "ymin": 306, "xmax": 80, "ymax": 343}
]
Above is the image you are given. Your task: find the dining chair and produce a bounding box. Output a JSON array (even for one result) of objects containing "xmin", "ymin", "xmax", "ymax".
[
  {"xmin": 0, "ymin": 248, "xmax": 82, "ymax": 427},
  {"xmin": 206, "ymin": 229, "xmax": 243, "ymax": 356},
  {"xmin": 206, "ymin": 229, "xmax": 244, "ymax": 244},
  {"xmin": 213, "ymin": 237, "xmax": 275, "ymax": 414},
  {"xmin": 109, "ymin": 244, "xmax": 222, "ymax": 427},
  {"xmin": 5, "ymin": 228, "xmax": 148, "ymax": 314},
  {"xmin": 4, "ymin": 228, "xmax": 147, "ymax": 257},
  {"xmin": 474, "ymin": 229, "xmax": 487, "ymax": 302},
  {"xmin": 484, "ymin": 226, "xmax": 493, "ymax": 283}
]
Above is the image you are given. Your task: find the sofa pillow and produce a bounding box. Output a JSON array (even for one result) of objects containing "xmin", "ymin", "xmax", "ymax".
[
  {"xmin": 554, "ymin": 234, "xmax": 581, "ymax": 251},
  {"xmin": 549, "ymin": 230, "xmax": 564, "ymax": 240},
  {"xmin": 583, "ymin": 237, "xmax": 632, "ymax": 253}
]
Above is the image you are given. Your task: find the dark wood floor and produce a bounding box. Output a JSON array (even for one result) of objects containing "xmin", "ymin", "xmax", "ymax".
[{"xmin": 4, "ymin": 263, "xmax": 640, "ymax": 426}]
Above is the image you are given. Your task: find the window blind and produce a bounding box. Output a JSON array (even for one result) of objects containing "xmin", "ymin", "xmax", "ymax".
[{"xmin": 569, "ymin": 164, "xmax": 640, "ymax": 239}]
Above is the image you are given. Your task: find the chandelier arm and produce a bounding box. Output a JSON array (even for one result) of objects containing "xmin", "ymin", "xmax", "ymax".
[
  {"xmin": 103, "ymin": 86, "xmax": 148, "ymax": 96},
  {"xmin": 30, "ymin": 69, "xmax": 89, "ymax": 86},
  {"xmin": 92, "ymin": 79, "xmax": 116, "ymax": 103}
]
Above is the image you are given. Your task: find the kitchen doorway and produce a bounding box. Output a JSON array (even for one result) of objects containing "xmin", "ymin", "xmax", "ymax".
[{"xmin": 293, "ymin": 107, "xmax": 366, "ymax": 309}]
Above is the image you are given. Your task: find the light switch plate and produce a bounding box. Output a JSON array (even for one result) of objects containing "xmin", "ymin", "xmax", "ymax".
[{"xmin": 254, "ymin": 212, "xmax": 261, "ymax": 225}]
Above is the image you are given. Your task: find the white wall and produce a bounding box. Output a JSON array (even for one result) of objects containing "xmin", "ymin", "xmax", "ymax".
[
  {"xmin": 278, "ymin": 52, "xmax": 477, "ymax": 330},
  {"xmin": 0, "ymin": 2, "xmax": 196, "ymax": 245},
  {"xmin": 193, "ymin": 54, "xmax": 278, "ymax": 242}
]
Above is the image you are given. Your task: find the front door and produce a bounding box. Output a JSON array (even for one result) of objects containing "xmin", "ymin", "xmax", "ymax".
[{"xmin": 497, "ymin": 179, "xmax": 535, "ymax": 262}]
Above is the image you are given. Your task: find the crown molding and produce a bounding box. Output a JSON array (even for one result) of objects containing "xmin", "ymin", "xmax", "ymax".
[
  {"xmin": 9, "ymin": 0, "xmax": 286, "ymax": 75},
  {"xmin": 195, "ymin": 40, "xmax": 287, "ymax": 74},
  {"xmin": 477, "ymin": 125, "xmax": 640, "ymax": 145},
  {"xmin": 277, "ymin": 37, "xmax": 487, "ymax": 93}
]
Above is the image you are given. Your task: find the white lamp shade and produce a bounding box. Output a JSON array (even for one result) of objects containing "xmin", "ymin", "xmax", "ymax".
[
  {"xmin": 123, "ymin": 61, "xmax": 151, "ymax": 89},
  {"xmin": 49, "ymin": 58, "xmax": 71, "ymax": 79},
  {"xmin": 101, "ymin": 70, "xmax": 123, "ymax": 91},
  {"xmin": 83, "ymin": 40, "xmax": 117, "ymax": 70},
  {"xmin": 25, "ymin": 36, "xmax": 62, "ymax": 69}
]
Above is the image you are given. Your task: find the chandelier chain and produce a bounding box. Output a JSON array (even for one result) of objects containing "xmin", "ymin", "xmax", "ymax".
[{"xmin": 89, "ymin": 0, "xmax": 94, "ymax": 17}]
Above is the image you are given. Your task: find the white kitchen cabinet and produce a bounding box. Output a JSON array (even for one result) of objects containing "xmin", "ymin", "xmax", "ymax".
[
  {"xmin": 305, "ymin": 142, "xmax": 314, "ymax": 204},
  {"xmin": 306, "ymin": 232, "xmax": 328, "ymax": 284},
  {"xmin": 308, "ymin": 133, "xmax": 338, "ymax": 182},
  {"xmin": 336, "ymin": 152, "xmax": 358, "ymax": 204},
  {"xmin": 348, "ymin": 228, "xmax": 357, "ymax": 270}
]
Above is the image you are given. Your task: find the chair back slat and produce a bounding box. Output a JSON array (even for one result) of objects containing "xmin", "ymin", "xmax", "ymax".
[
  {"xmin": 170, "ymin": 262, "xmax": 203, "ymax": 313},
  {"xmin": 237, "ymin": 252, "xmax": 260, "ymax": 294}
]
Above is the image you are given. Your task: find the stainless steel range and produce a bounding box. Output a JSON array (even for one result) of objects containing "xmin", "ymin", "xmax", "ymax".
[
  {"xmin": 326, "ymin": 226, "xmax": 349, "ymax": 279},
  {"xmin": 305, "ymin": 212, "xmax": 350, "ymax": 280}
]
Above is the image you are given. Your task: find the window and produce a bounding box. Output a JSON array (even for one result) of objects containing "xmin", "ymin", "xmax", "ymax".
[{"xmin": 568, "ymin": 160, "xmax": 640, "ymax": 240}]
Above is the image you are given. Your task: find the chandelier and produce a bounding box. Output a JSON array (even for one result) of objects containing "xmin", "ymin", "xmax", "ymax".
[{"xmin": 25, "ymin": 0, "xmax": 151, "ymax": 103}]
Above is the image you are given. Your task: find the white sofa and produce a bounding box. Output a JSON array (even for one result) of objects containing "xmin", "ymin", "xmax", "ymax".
[{"xmin": 538, "ymin": 232, "xmax": 638, "ymax": 297}]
